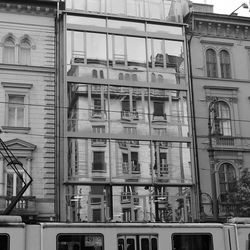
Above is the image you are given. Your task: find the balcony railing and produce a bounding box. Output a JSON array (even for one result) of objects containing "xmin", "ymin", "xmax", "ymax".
[
  {"xmin": 91, "ymin": 109, "xmax": 106, "ymax": 119},
  {"xmin": 0, "ymin": 196, "xmax": 36, "ymax": 213},
  {"xmin": 118, "ymin": 140, "xmax": 139, "ymax": 148},
  {"xmin": 121, "ymin": 110, "xmax": 139, "ymax": 121},
  {"xmin": 216, "ymin": 137, "xmax": 234, "ymax": 146},
  {"xmin": 122, "ymin": 162, "xmax": 140, "ymax": 175},
  {"xmin": 152, "ymin": 113, "xmax": 167, "ymax": 122},
  {"xmin": 91, "ymin": 138, "xmax": 107, "ymax": 146},
  {"xmin": 121, "ymin": 192, "xmax": 139, "ymax": 205}
]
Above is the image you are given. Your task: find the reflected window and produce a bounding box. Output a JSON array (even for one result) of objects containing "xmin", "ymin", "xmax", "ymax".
[
  {"xmin": 109, "ymin": 35, "xmax": 146, "ymax": 68},
  {"xmin": 3, "ymin": 36, "xmax": 15, "ymax": 64},
  {"xmin": 218, "ymin": 163, "xmax": 236, "ymax": 194},
  {"xmin": 92, "ymin": 69, "xmax": 98, "ymax": 78},
  {"xmin": 153, "ymin": 101, "xmax": 166, "ymax": 120},
  {"xmin": 220, "ymin": 50, "xmax": 231, "ymax": 79},
  {"xmin": 206, "ymin": 49, "xmax": 217, "ymax": 77},
  {"xmin": 92, "ymin": 151, "xmax": 106, "ymax": 172}
]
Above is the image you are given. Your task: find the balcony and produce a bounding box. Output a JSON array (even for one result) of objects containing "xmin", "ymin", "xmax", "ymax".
[
  {"xmin": 120, "ymin": 192, "xmax": 139, "ymax": 205},
  {"xmin": 121, "ymin": 110, "xmax": 139, "ymax": 121},
  {"xmin": 118, "ymin": 140, "xmax": 139, "ymax": 148},
  {"xmin": 152, "ymin": 113, "xmax": 167, "ymax": 122},
  {"xmin": 91, "ymin": 138, "xmax": 107, "ymax": 147},
  {"xmin": 91, "ymin": 110, "xmax": 106, "ymax": 119},
  {"xmin": 122, "ymin": 162, "xmax": 140, "ymax": 175},
  {"xmin": 0, "ymin": 196, "xmax": 36, "ymax": 214}
]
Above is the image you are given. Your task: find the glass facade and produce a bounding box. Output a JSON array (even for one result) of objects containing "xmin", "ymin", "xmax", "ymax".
[
  {"xmin": 61, "ymin": 3, "xmax": 194, "ymax": 222},
  {"xmin": 66, "ymin": 0, "xmax": 189, "ymax": 23}
]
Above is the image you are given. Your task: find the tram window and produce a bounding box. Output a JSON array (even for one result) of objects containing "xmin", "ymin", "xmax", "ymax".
[
  {"xmin": 57, "ymin": 234, "xmax": 103, "ymax": 250},
  {"xmin": 172, "ymin": 234, "xmax": 213, "ymax": 250},
  {"xmin": 141, "ymin": 238, "xmax": 149, "ymax": 250},
  {"xmin": 0, "ymin": 234, "xmax": 9, "ymax": 250},
  {"xmin": 118, "ymin": 235, "xmax": 158, "ymax": 250}
]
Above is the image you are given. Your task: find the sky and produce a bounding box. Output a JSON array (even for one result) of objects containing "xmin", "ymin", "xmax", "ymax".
[{"xmin": 192, "ymin": 0, "xmax": 250, "ymax": 16}]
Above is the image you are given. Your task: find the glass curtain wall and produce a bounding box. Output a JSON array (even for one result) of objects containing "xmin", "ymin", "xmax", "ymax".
[{"xmin": 64, "ymin": 12, "xmax": 193, "ymax": 223}]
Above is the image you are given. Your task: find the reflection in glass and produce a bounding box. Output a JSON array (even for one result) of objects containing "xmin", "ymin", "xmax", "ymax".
[
  {"xmin": 108, "ymin": 19, "xmax": 145, "ymax": 31},
  {"xmin": 108, "ymin": 35, "xmax": 147, "ymax": 82},
  {"xmin": 107, "ymin": 0, "xmax": 126, "ymax": 15},
  {"xmin": 147, "ymin": 23, "xmax": 182, "ymax": 35},
  {"xmin": 127, "ymin": 0, "xmax": 144, "ymax": 18},
  {"xmin": 67, "ymin": 15, "xmax": 106, "ymax": 27}
]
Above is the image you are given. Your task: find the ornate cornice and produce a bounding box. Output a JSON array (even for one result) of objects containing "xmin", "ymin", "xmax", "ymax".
[
  {"xmin": 187, "ymin": 12, "xmax": 250, "ymax": 40},
  {"xmin": 0, "ymin": 2, "xmax": 57, "ymax": 17}
]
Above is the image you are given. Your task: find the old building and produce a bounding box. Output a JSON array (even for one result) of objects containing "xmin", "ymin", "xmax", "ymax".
[
  {"xmin": 0, "ymin": 0, "xmax": 58, "ymax": 221},
  {"xmin": 57, "ymin": 0, "xmax": 199, "ymax": 222},
  {"xmin": 186, "ymin": 4, "xmax": 250, "ymax": 221}
]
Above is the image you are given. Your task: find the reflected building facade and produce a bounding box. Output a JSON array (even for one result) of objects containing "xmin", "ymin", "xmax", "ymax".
[{"xmin": 58, "ymin": 0, "xmax": 196, "ymax": 222}]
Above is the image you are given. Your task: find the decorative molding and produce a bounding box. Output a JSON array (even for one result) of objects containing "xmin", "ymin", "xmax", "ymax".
[
  {"xmin": 203, "ymin": 85, "xmax": 239, "ymax": 91},
  {"xmin": 1, "ymin": 82, "xmax": 33, "ymax": 89},
  {"xmin": 200, "ymin": 39, "xmax": 234, "ymax": 46},
  {"xmin": 0, "ymin": 2, "xmax": 57, "ymax": 16}
]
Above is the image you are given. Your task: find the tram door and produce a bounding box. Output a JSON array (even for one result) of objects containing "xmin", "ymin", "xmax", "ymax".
[{"xmin": 118, "ymin": 235, "xmax": 158, "ymax": 250}]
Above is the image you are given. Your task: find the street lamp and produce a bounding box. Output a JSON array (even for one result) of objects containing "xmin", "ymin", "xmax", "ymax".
[
  {"xmin": 208, "ymin": 98, "xmax": 219, "ymax": 221},
  {"xmin": 229, "ymin": 3, "xmax": 248, "ymax": 16}
]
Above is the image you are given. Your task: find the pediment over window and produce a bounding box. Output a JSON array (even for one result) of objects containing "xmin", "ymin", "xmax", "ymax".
[{"xmin": 1, "ymin": 138, "xmax": 36, "ymax": 158}]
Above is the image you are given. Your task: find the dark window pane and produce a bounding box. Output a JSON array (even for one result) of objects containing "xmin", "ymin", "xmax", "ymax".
[
  {"xmin": 141, "ymin": 238, "xmax": 149, "ymax": 250},
  {"xmin": 127, "ymin": 238, "xmax": 135, "ymax": 250},
  {"xmin": 172, "ymin": 234, "xmax": 213, "ymax": 250}
]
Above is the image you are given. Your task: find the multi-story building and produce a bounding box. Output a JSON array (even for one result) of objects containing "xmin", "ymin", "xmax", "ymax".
[
  {"xmin": 186, "ymin": 4, "xmax": 250, "ymax": 221},
  {"xmin": 57, "ymin": 0, "xmax": 198, "ymax": 222},
  {"xmin": 0, "ymin": 0, "xmax": 58, "ymax": 221}
]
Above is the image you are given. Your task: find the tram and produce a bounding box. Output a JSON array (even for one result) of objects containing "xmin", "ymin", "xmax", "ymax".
[{"xmin": 2, "ymin": 215, "xmax": 249, "ymax": 250}]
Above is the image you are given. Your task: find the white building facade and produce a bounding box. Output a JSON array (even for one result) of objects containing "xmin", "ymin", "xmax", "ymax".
[{"xmin": 0, "ymin": 1, "xmax": 57, "ymax": 221}]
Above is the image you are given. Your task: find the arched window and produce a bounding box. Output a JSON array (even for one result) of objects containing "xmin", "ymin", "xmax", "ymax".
[
  {"xmin": 206, "ymin": 49, "xmax": 217, "ymax": 77},
  {"xmin": 92, "ymin": 69, "xmax": 98, "ymax": 78},
  {"xmin": 213, "ymin": 101, "xmax": 232, "ymax": 136},
  {"xmin": 3, "ymin": 37, "xmax": 15, "ymax": 64},
  {"xmin": 151, "ymin": 73, "xmax": 156, "ymax": 82},
  {"xmin": 19, "ymin": 38, "xmax": 31, "ymax": 65},
  {"xmin": 218, "ymin": 163, "xmax": 236, "ymax": 194},
  {"xmin": 118, "ymin": 73, "xmax": 124, "ymax": 80},
  {"xmin": 220, "ymin": 50, "xmax": 231, "ymax": 79}
]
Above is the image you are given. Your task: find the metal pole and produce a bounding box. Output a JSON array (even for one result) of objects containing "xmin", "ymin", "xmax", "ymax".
[{"xmin": 208, "ymin": 100, "xmax": 219, "ymax": 221}]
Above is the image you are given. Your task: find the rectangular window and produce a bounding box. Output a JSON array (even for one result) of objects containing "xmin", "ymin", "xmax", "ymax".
[
  {"xmin": 57, "ymin": 234, "xmax": 103, "ymax": 250},
  {"xmin": 92, "ymin": 151, "xmax": 105, "ymax": 172},
  {"xmin": 8, "ymin": 95, "xmax": 25, "ymax": 127},
  {"xmin": 0, "ymin": 234, "xmax": 9, "ymax": 250},
  {"xmin": 172, "ymin": 234, "xmax": 213, "ymax": 250},
  {"xmin": 118, "ymin": 235, "xmax": 158, "ymax": 250}
]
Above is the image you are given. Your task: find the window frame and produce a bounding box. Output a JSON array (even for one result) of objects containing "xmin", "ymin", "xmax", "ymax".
[
  {"xmin": 218, "ymin": 162, "xmax": 237, "ymax": 195},
  {"xmin": 2, "ymin": 82, "xmax": 33, "ymax": 132}
]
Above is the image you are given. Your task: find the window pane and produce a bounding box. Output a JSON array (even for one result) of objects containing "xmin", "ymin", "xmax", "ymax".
[
  {"xmin": 141, "ymin": 238, "xmax": 149, "ymax": 250},
  {"xmin": 172, "ymin": 234, "xmax": 213, "ymax": 250},
  {"xmin": 127, "ymin": 238, "xmax": 135, "ymax": 250},
  {"xmin": 0, "ymin": 235, "xmax": 9, "ymax": 250},
  {"xmin": 67, "ymin": 15, "xmax": 106, "ymax": 27},
  {"xmin": 147, "ymin": 24, "xmax": 182, "ymax": 35},
  {"xmin": 7, "ymin": 173, "xmax": 13, "ymax": 196},
  {"xmin": 86, "ymin": 33, "xmax": 106, "ymax": 64},
  {"xmin": 57, "ymin": 234, "xmax": 103, "ymax": 250},
  {"xmin": 127, "ymin": 37, "xmax": 146, "ymax": 67}
]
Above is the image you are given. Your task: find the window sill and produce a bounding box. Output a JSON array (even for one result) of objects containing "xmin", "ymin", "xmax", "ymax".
[{"xmin": 1, "ymin": 126, "xmax": 31, "ymax": 134}]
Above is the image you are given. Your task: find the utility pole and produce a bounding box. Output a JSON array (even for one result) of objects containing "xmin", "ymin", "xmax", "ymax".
[{"xmin": 208, "ymin": 98, "xmax": 219, "ymax": 221}]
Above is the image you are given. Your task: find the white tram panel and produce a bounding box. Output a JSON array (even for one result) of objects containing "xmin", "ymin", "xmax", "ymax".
[
  {"xmin": 38, "ymin": 222, "xmax": 230, "ymax": 250},
  {"xmin": 0, "ymin": 216, "xmax": 26, "ymax": 250}
]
